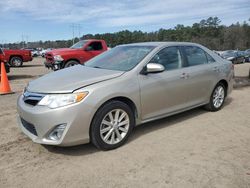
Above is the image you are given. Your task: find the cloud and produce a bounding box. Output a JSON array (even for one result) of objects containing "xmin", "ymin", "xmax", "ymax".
[{"xmin": 0, "ymin": 0, "xmax": 249, "ymax": 28}]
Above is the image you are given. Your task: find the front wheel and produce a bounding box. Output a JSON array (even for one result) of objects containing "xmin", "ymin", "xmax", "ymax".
[
  {"xmin": 64, "ymin": 60, "xmax": 79, "ymax": 68},
  {"xmin": 205, "ymin": 83, "xmax": 226, "ymax": 111},
  {"xmin": 90, "ymin": 101, "xmax": 134, "ymax": 150}
]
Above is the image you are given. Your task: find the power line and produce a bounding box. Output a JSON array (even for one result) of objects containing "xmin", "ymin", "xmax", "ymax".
[{"xmin": 70, "ymin": 24, "xmax": 82, "ymax": 45}]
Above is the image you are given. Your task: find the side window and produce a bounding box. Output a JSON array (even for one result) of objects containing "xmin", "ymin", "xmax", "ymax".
[
  {"xmin": 0, "ymin": 49, "xmax": 3, "ymax": 54},
  {"xmin": 150, "ymin": 47, "xmax": 182, "ymax": 70},
  {"xmin": 206, "ymin": 53, "xmax": 216, "ymax": 63},
  {"xmin": 184, "ymin": 46, "xmax": 207, "ymax": 66},
  {"xmin": 88, "ymin": 42, "xmax": 103, "ymax": 51}
]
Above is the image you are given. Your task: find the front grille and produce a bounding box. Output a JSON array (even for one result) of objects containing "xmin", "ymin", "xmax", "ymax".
[
  {"xmin": 23, "ymin": 91, "xmax": 44, "ymax": 106},
  {"xmin": 21, "ymin": 118, "xmax": 38, "ymax": 136},
  {"xmin": 46, "ymin": 53, "xmax": 54, "ymax": 62}
]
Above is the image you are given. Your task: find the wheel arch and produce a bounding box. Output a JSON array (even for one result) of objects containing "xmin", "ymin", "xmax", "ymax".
[
  {"xmin": 218, "ymin": 79, "xmax": 228, "ymax": 96},
  {"xmin": 63, "ymin": 58, "xmax": 80, "ymax": 67},
  {"xmin": 9, "ymin": 55, "xmax": 23, "ymax": 62},
  {"xmin": 96, "ymin": 96, "xmax": 138, "ymax": 119},
  {"xmin": 89, "ymin": 96, "xmax": 138, "ymax": 147}
]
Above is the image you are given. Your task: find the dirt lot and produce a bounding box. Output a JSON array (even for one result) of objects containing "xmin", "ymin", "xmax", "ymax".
[{"xmin": 0, "ymin": 58, "xmax": 250, "ymax": 188}]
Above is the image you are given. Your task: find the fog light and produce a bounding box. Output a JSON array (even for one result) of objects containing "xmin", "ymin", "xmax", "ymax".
[{"xmin": 48, "ymin": 124, "xmax": 66, "ymax": 141}]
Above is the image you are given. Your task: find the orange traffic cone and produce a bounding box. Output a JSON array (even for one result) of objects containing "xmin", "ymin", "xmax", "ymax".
[{"xmin": 0, "ymin": 62, "xmax": 14, "ymax": 95}]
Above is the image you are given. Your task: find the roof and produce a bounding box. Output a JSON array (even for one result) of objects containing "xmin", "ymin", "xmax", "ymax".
[{"xmin": 120, "ymin": 41, "xmax": 201, "ymax": 47}]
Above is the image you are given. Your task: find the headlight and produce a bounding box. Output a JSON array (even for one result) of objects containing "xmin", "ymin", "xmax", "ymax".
[
  {"xmin": 54, "ymin": 55, "xmax": 64, "ymax": 61},
  {"xmin": 227, "ymin": 57, "xmax": 234, "ymax": 61},
  {"xmin": 38, "ymin": 92, "xmax": 88, "ymax": 109}
]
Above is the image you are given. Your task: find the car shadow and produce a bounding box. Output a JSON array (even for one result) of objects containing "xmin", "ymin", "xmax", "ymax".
[
  {"xmin": 8, "ymin": 75, "xmax": 39, "ymax": 80},
  {"xmin": 44, "ymin": 97, "xmax": 233, "ymax": 156},
  {"xmin": 44, "ymin": 143, "xmax": 99, "ymax": 156},
  {"xmin": 234, "ymin": 76, "xmax": 250, "ymax": 89},
  {"xmin": 22, "ymin": 64, "xmax": 44, "ymax": 68}
]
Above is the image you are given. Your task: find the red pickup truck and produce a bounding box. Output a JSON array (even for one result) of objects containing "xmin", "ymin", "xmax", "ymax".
[
  {"xmin": 0, "ymin": 48, "xmax": 10, "ymax": 73},
  {"xmin": 3, "ymin": 49, "xmax": 33, "ymax": 67},
  {"xmin": 44, "ymin": 39, "xmax": 108, "ymax": 70}
]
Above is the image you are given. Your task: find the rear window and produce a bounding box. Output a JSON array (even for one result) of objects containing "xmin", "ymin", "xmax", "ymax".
[
  {"xmin": 88, "ymin": 42, "xmax": 103, "ymax": 51},
  {"xmin": 184, "ymin": 46, "xmax": 207, "ymax": 66}
]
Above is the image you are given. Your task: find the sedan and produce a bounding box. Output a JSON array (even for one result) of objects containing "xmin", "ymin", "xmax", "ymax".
[
  {"xmin": 221, "ymin": 50, "xmax": 245, "ymax": 64},
  {"xmin": 17, "ymin": 42, "xmax": 234, "ymax": 150}
]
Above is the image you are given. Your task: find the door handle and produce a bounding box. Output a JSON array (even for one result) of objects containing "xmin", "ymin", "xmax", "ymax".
[{"xmin": 180, "ymin": 73, "xmax": 189, "ymax": 79}]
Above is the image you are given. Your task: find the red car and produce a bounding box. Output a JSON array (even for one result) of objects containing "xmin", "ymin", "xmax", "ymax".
[
  {"xmin": 0, "ymin": 48, "xmax": 10, "ymax": 73},
  {"xmin": 44, "ymin": 39, "xmax": 108, "ymax": 70},
  {"xmin": 3, "ymin": 49, "xmax": 33, "ymax": 67}
]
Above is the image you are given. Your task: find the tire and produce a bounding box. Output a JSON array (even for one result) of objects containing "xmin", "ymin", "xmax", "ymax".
[
  {"xmin": 10, "ymin": 56, "xmax": 23, "ymax": 67},
  {"xmin": 64, "ymin": 60, "xmax": 79, "ymax": 68},
  {"xmin": 205, "ymin": 83, "xmax": 226, "ymax": 112},
  {"xmin": 90, "ymin": 100, "xmax": 135, "ymax": 150}
]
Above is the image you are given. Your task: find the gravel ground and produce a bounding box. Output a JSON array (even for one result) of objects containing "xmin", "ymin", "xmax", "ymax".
[{"xmin": 0, "ymin": 58, "xmax": 250, "ymax": 188}]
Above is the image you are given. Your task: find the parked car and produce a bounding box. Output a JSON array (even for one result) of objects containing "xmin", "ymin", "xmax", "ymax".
[
  {"xmin": 24, "ymin": 48, "xmax": 39, "ymax": 57},
  {"xmin": 244, "ymin": 49, "xmax": 250, "ymax": 62},
  {"xmin": 221, "ymin": 50, "xmax": 245, "ymax": 64},
  {"xmin": 17, "ymin": 42, "xmax": 234, "ymax": 150},
  {"xmin": 0, "ymin": 48, "xmax": 10, "ymax": 73},
  {"xmin": 44, "ymin": 39, "xmax": 108, "ymax": 70},
  {"xmin": 2, "ymin": 48, "xmax": 32, "ymax": 67},
  {"xmin": 40, "ymin": 48, "xmax": 53, "ymax": 57}
]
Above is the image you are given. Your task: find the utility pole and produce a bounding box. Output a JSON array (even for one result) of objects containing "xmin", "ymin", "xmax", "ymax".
[
  {"xmin": 26, "ymin": 36, "xmax": 29, "ymax": 48},
  {"xmin": 21, "ymin": 34, "xmax": 25, "ymax": 49},
  {"xmin": 77, "ymin": 24, "xmax": 82, "ymax": 39},
  {"xmin": 70, "ymin": 24, "xmax": 82, "ymax": 45},
  {"xmin": 21, "ymin": 34, "xmax": 29, "ymax": 48},
  {"xmin": 70, "ymin": 24, "xmax": 76, "ymax": 45}
]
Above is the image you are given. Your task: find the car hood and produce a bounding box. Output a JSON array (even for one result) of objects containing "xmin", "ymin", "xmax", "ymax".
[
  {"xmin": 49, "ymin": 48, "xmax": 77, "ymax": 55},
  {"xmin": 27, "ymin": 65, "xmax": 124, "ymax": 93}
]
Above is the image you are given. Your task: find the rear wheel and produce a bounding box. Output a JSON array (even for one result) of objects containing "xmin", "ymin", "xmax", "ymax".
[
  {"xmin": 64, "ymin": 60, "xmax": 79, "ymax": 68},
  {"xmin": 90, "ymin": 101, "xmax": 134, "ymax": 150},
  {"xmin": 10, "ymin": 56, "xmax": 23, "ymax": 67},
  {"xmin": 205, "ymin": 83, "xmax": 226, "ymax": 111}
]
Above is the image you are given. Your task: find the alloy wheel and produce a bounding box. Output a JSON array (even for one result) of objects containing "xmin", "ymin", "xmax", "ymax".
[
  {"xmin": 13, "ymin": 58, "xmax": 22, "ymax": 66},
  {"xmin": 213, "ymin": 85, "xmax": 225, "ymax": 108},
  {"xmin": 100, "ymin": 109, "xmax": 130, "ymax": 145}
]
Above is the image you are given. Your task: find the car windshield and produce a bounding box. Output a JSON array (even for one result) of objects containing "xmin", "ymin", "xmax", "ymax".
[
  {"xmin": 245, "ymin": 49, "xmax": 250, "ymax": 55},
  {"xmin": 85, "ymin": 45, "xmax": 155, "ymax": 71},
  {"xmin": 70, "ymin": 40, "xmax": 88, "ymax": 49},
  {"xmin": 222, "ymin": 51, "xmax": 236, "ymax": 58}
]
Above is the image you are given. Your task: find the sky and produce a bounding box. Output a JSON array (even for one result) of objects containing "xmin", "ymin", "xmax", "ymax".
[{"xmin": 0, "ymin": 0, "xmax": 249, "ymax": 43}]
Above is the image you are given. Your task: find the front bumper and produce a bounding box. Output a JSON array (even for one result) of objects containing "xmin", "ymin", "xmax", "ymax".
[
  {"xmin": 44, "ymin": 61, "xmax": 63, "ymax": 71},
  {"xmin": 17, "ymin": 94, "xmax": 94, "ymax": 146}
]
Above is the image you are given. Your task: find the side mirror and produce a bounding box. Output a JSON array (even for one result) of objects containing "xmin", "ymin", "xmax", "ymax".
[
  {"xmin": 85, "ymin": 46, "xmax": 93, "ymax": 51},
  {"xmin": 142, "ymin": 63, "xmax": 165, "ymax": 74}
]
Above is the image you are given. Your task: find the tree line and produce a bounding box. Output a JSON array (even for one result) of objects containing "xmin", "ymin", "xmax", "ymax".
[{"xmin": 3, "ymin": 17, "xmax": 250, "ymax": 50}]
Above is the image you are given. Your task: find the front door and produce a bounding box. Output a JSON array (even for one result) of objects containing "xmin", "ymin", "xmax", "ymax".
[{"xmin": 138, "ymin": 46, "xmax": 190, "ymax": 121}]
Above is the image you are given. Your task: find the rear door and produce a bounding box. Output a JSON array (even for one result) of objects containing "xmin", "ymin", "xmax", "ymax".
[{"xmin": 180, "ymin": 46, "xmax": 217, "ymax": 106}]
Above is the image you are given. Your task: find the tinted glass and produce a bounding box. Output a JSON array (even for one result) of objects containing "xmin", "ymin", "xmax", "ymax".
[
  {"xmin": 184, "ymin": 46, "xmax": 208, "ymax": 66},
  {"xmin": 150, "ymin": 47, "xmax": 182, "ymax": 70},
  {"xmin": 0, "ymin": 48, "xmax": 3, "ymax": 54},
  {"xmin": 88, "ymin": 42, "xmax": 103, "ymax": 51},
  {"xmin": 85, "ymin": 46, "xmax": 155, "ymax": 71}
]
